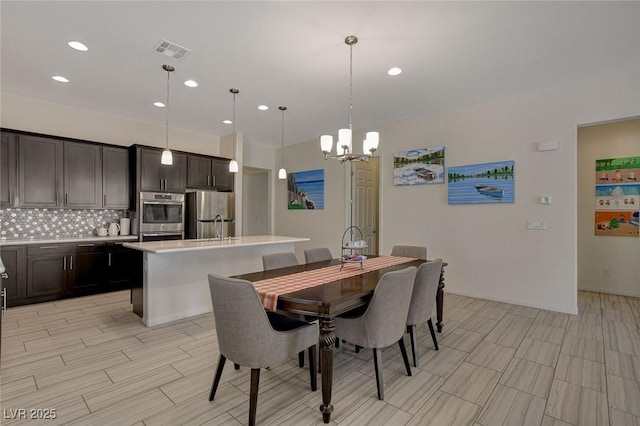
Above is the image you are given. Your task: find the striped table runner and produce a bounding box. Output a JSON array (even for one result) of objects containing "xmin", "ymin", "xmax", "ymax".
[{"xmin": 253, "ymin": 255, "xmax": 417, "ymax": 311}]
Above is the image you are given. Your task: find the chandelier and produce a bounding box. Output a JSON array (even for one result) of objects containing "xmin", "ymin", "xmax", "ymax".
[{"xmin": 320, "ymin": 35, "xmax": 379, "ymax": 163}]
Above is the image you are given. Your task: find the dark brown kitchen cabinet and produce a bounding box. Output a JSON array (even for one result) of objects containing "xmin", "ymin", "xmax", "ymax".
[
  {"xmin": 105, "ymin": 242, "xmax": 142, "ymax": 290},
  {"xmin": 68, "ymin": 243, "xmax": 106, "ymax": 293},
  {"xmin": 102, "ymin": 146, "xmax": 129, "ymax": 208},
  {"xmin": 0, "ymin": 132, "xmax": 18, "ymax": 207},
  {"xmin": 18, "ymin": 135, "xmax": 64, "ymax": 208},
  {"xmin": 138, "ymin": 147, "xmax": 186, "ymax": 193},
  {"xmin": 187, "ymin": 154, "xmax": 234, "ymax": 191},
  {"xmin": 64, "ymin": 141, "xmax": 102, "ymax": 208},
  {"xmin": 0, "ymin": 245, "xmax": 26, "ymax": 306},
  {"xmin": 26, "ymin": 254, "xmax": 67, "ymax": 299}
]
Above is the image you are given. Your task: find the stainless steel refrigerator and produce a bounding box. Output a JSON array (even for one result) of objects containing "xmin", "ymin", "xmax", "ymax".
[{"xmin": 185, "ymin": 191, "xmax": 236, "ymax": 239}]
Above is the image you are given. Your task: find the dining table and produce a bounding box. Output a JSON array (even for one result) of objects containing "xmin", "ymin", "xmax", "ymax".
[{"xmin": 231, "ymin": 255, "xmax": 447, "ymax": 423}]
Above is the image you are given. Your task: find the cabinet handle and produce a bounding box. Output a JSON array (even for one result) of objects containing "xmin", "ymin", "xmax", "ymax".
[
  {"xmin": 104, "ymin": 194, "xmax": 107, "ymax": 207},
  {"xmin": 9, "ymin": 189, "xmax": 13, "ymax": 205},
  {"xmin": 77, "ymin": 243, "xmax": 95, "ymax": 247},
  {"xmin": 160, "ymin": 179, "xmax": 163, "ymax": 191},
  {"xmin": 56, "ymin": 192, "xmax": 59, "ymax": 206},
  {"xmin": 65, "ymin": 193, "xmax": 69, "ymax": 206},
  {"xmin": 69, "ymin": 255, "xmax": 73, "ymax": 271},
  {"xmin": 39, "ymin": 246, "xmax": 59, "ymax": 249},
  {"xmin": 63, "ymin": 256, "xmax": 67, "ymax": 271},
  {"xmin": 108, "ymin": 253, "xmax": 112, "ymax": 267},
  {"xmin": 1, "ymin": 288, "xmax": 6, "ymax": 316},
  {"xmin": 213, "ymin": 176, "xmax": 216, "ymax": 187}
]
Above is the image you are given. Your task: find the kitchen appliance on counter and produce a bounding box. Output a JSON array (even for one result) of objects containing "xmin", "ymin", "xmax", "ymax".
[
  {"xmin": 139, "ymin": 192, "xmax": 185, "ymax": 242},
  {"xmin": 185, "ymin": 191, "xmax": 235, "ymax": 240}
]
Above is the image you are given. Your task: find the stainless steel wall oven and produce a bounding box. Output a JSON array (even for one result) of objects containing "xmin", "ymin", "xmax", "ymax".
[{"xmin": 138, "ymin": 192, "xmax": 185, "ymax": 241}]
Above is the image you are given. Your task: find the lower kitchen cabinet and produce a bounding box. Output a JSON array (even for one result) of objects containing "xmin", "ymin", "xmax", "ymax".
[
  {"xmin": 0, "ymin": 245, "xmax": 26, "ymax": 305},
  {"xmin": 3, "ymin": 241, "xmax": 143, "ymax": 306}
]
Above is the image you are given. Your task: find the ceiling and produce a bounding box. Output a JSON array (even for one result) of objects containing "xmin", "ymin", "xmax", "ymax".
[{"xmin": 2, "ymin": 1, "xmax": 639, "ymax": 149}]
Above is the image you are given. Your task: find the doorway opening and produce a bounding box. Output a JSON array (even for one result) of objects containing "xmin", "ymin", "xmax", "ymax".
[{"xmin": 351, "ymin": 158, "xmax": 380, "ymax": 256}]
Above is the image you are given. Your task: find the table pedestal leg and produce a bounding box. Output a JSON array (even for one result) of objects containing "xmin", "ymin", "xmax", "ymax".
[
  {"xmin": 319, "ymin": 317, "xmax": 335, "ymax": 423},
  {"xmin": 436, "ymin": 266, "xmax": 446, "ymax": 333}
]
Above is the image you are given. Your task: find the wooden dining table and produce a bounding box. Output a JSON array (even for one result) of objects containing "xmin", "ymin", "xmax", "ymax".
[{"xmin": 232, "ymin": 255, "xmax": 447, "ymax": 423}]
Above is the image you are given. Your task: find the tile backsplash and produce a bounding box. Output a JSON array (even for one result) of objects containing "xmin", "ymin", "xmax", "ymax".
[{"xmin": 0, "ymin": 208, "xmax": 128, "ymax": 240}]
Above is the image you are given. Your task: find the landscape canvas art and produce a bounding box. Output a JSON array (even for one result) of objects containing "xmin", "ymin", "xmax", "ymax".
[
  {"xmin": 448, "ymin": 160, "xmax": 515, "ymax": 204},
  {"xmin": 287, "ymin": 169, "xmax": 325, "ymax": 210},
  {"xmin": 393, "ymin": 146, "xmax": 445, "ymax": 186}
]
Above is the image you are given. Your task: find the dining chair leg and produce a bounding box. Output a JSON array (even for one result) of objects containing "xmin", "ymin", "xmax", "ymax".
[
  {"xmin": 398, "ymin": 336, "xmax": 412, "ymax": 377},
  {"xmin": 249, "ymin": 368, "xmax": 260, "ymax": 426},
  {"xmin": 234, "ymin": 363, "xmax": 240, "ymax": 370},
  {"xmin": 209, "ymin": 354, "xmax": 227, "ymax": 401},
  {"xmin": 299, "ymin": 351, "xmax": 305, "ymax": 368},
  {"xmin": 308, "ymin": 345, "xmax": 317, "ymax": 391},
  {"xmin": 408, "ymin": 324, "xmax": 419, "ymax": 367},
  {"xmin": 373, "ymin": 348, "xmax": 384, "ymax": 400},
  {"xmin": 355, "ymin": 345, "xmax": 361, "ymax": 353},
  {"xmin": 427, "ymin": 318, "xmax": 439, "ymax": 350}
]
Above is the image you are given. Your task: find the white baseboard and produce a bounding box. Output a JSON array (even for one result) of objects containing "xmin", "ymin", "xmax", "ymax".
[
  {"xmin": 577, "ymin": 286, "xmax": 640, "ymax": 298},
  {"xmin": 444, "ymin": 289, "xmax": 578, "ymax": 315}
]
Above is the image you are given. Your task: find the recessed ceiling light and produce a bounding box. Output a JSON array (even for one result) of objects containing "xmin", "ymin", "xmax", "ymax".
[
  {"xmin": 222, "ymin": 119, "xmax": 232, "ymax": 124},
  {"xmin": 52, "ymin": 75, "xmax": 69, "ymax": 83},
  {"xmin": 388, "ymin": 67, "xmax": 402, "ymax": 76},
  {"xmin": 154, "ymin": 102, "xmax": 165, "ymax": 108},
  {"xmin": 67, "ymin": 41, "xmax": 88, "ymax": 51},
  {"xmin": 258, "ymin": 105, "xmax": 269, "ymax": 111},
  {"xmin": 184, "ymin": 80, "xmax": 198, "ymax": 88}
]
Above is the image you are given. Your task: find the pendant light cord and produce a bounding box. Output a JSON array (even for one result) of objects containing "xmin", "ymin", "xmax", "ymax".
[
  {"xmin": 232, "ymin": 92, "xmax": 236, "ymax": 134},
  {"xmin": 165, "ymin": 69, "xmax": 170, "ymax": 150},
  {"xmin": 281, "ymin": 108, "xmax": 285, "ymax": 167}
]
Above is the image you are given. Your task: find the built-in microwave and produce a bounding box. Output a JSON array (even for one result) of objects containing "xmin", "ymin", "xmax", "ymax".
[{"xmin": 139, "ymin": 192, "xmax": 184, "ymax": 240}]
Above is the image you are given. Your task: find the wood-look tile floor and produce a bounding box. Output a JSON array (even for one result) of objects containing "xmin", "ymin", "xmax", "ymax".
[{"xmin": 1, "ymin": 290, "xmax": 640, "ymax": 425}]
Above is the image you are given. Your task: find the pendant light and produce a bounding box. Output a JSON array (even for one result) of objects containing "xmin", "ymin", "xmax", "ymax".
[
  {"xmin": 320, "ymin": 35, "xmax": 379, "ymax": 163},
  {"xmin": 161, "ymin": 64, "xmax": 175, "ymax": 165},
  {"xmin": 278, "ymin": 106, "xmax": 287, "ymax": 180},
  {"xmin": 228, "ymin": 88, "xmax": 239, "ymax": 173}
]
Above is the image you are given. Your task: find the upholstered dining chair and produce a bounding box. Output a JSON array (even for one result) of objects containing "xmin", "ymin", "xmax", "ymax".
[
  {"xmin": 390, "ymin": 245, "xmax": 427, "ymax": 259},
  {"xmin": 207, "ymin": 273, "xmax": 318, "ymax": 426},
  {"xmin": 406, "ymin": 259, "xmax": 442, "ymax": 367},
  {"xmin": 262, "ymin": 252, "xmax": 299, "ymax": 271},
  {"xmin": 304, "ymin": 247, "xmax": 333, "ymax": 264},
  {"xmin": 334, "ymin": 266, "xmax": 417, "ymax": 400}
]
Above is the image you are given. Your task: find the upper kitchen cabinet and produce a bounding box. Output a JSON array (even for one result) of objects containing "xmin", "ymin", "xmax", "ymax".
[
  {"xmin": 64, "ymin": 141, "xmax": 102, "ymax": 209},
  {"xmin": 18, "ymin": 135, "xmax": 64, "ymax": 208},
  {"xmin": 102, "ymin": 146, "xmax": 129, "ymax": 209},
  {"xmin": 137, "ymin": 146, "xmax": 186, "ymax": 193},
  {"xmin": 0, "ymin": 131, "xmax": 18, "ymax": 207},
  {"xmin": 187, "ymin": 154, "xmax": 234, "ymax": 191}
]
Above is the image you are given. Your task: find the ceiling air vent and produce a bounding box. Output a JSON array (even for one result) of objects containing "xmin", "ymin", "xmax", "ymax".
[{"xmin": 153, "ymin": 39, "xmax": 191, "ymax": 60}]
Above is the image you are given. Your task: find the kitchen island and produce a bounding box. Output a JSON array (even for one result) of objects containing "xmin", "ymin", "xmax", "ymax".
[{"xmin": 123, "ymin": 235, "xmax": 309, "ymax": 327}]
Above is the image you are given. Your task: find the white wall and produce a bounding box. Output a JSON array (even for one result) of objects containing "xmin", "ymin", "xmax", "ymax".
[
  {"xmin": 274, "ymin": 65, "xmax": 640, "ymax": 314},
  {"xmin": 242, "ymin": 172, "xmax": 269, "ymax": 236},
  {"xmin": 578, "ymin": 118, "xmax": 640, "ymax": 297},
  {"xmin": 1, "ymin": 92, "xmax": 221, "ymax": 154}
]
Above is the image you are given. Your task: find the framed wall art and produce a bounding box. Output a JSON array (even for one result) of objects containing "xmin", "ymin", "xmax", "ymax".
[
  {"xmin": 287, "ymin": 169, "xmax": 324, "ymax": 210},
  {"xmin": 393, "ymin": 146, "xmax": 445, "ymax": 186},
  {"xmin": 448, "ymin": 160, "xmax": 515, "ymax": 204}
]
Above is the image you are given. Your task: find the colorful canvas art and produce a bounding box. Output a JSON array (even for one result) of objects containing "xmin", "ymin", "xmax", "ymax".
[
  {"xmin": 393, "ymin": 146, "xmax": 445, "ymax": 186},
  {"xmin": 595, "ymin": 155, "xmax": 639, "ymax": 237},
  {"xmin": 448, "ymin": 160, "xmax": 515, "ymax": 204},
  {"xmin": 287, "ymin": 169, "xmax": 324, "ymax": 210}
]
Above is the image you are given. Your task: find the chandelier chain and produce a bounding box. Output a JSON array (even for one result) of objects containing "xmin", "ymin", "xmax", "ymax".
[{"xmin": 349, "ymin": 41, "xmax": 353, "ymax": 133}]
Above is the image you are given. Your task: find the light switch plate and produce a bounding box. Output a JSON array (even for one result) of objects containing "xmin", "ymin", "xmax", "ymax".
[
  {"xmin": 540, "ymin": 196, "xmax": 552, "ymax": 205},
  {"xmin": 527, "ymin": 220, "xmax": 547, "ymax": 230}
]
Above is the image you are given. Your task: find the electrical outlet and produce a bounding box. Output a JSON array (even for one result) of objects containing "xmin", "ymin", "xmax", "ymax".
[
  {"xmin": 526, "ymin": 220, "xmax": 547, "ymax": 230},
  {"xmin": 603, "ymin": 268, "xmax": 610, "ymax": 278},
  {"xmin": 87, "ymin": 218, "xmax": 95, "ymax": 227}
]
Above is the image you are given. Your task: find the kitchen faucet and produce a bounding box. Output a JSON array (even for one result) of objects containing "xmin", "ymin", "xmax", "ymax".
[{"xmin": 213, "ymin": 214, "xmax": 224, "ymax": 241}]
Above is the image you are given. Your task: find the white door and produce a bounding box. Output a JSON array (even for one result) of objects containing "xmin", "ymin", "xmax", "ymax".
[{"xmin": 352, "ymin": 158, "xmax": 379, "ymax": 255}]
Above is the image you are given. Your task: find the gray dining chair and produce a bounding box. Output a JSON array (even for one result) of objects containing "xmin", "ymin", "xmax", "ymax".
[
  {"xmin": 262, "ymin": 252, "xmax": 299, "ymax": 271},
  {"xmin": 304, "ymin": 247, "xmax": 333, "ymax": 264},
  {"xmin": 390, "ymin": 245, "xmax": 427, "ymax": 259},
  {"xmin": 334, "ymin": 266, "xmax": 417, "ymax": 400},
  {"xmin": 207, "ymin": 273, "xmax": 318, "ymax": 426},
  {"xmin": 406, "ymin": 259, "xmax": 442, "ymax": 367}
]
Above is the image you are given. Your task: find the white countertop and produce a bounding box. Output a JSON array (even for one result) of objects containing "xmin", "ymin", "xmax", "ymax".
[
  {"xmin": 123, "ymin": 235, "xmax": 310, "ymax": 254},
  {"xmin": 0, "ymin": 235, "xmax": 139, "ymax": 246}
]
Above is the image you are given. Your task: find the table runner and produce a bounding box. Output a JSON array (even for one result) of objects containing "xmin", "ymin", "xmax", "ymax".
[{"xmin": 253, "ymin": 255, "xmax": 417, "ymax": 310}]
